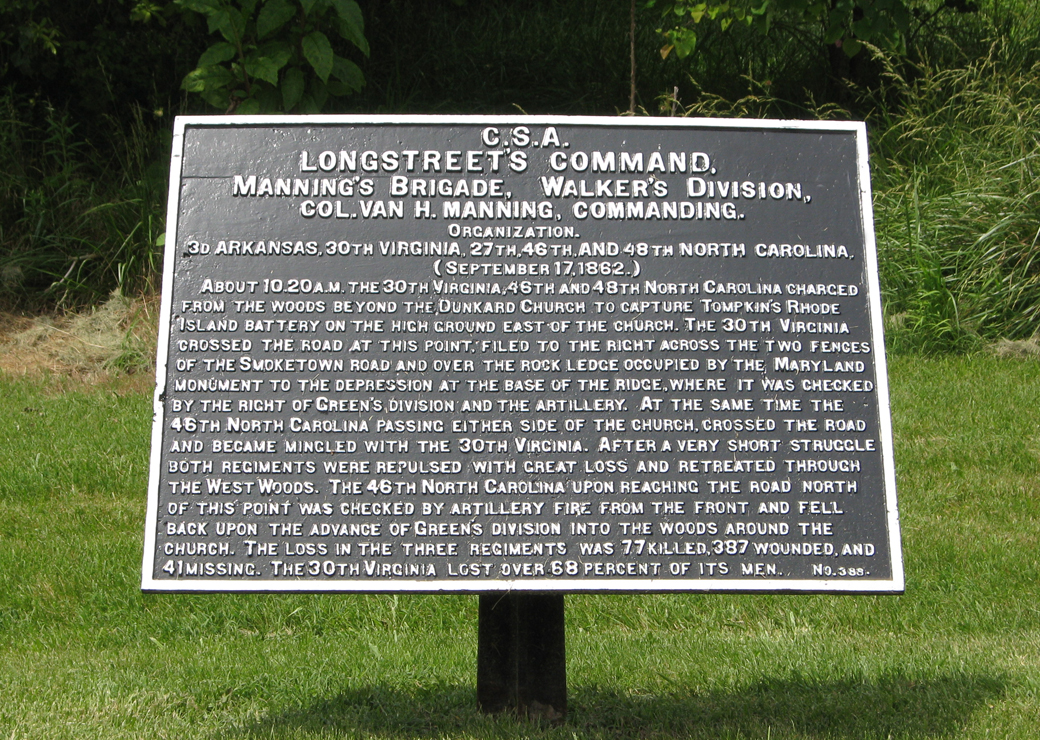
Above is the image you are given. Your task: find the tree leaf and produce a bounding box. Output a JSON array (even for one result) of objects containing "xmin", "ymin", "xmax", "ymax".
[
  {"xmin": 175, "ymin": 0, "xmax": 222, "ymax": 15},
  {"xmin": 308, "ymin": 76, "xmax": 328, "ymax": 110},
  {"xmin": 207, "ymin": 9, "xmax": 232, "ymax": 38},
  {"xmin": 281, "ymin": 65, "xmax": 305, "ymax": 110},
  {"xmin": 201, "ymin": 86, "xmax": 231, "ymax": 109},
  {"xmin": 300, "ymin": 0, "xmax": 318, "ymax": 14},
  {"xmin": 852, "ymin": 16, "xmax": 876, "ymax": 40},
  {"xmin": 197, "ymin": 41, "xmax": 237, "ymax": 67},
  {"xmin": 331, "ymin": 55, "xmax": 364, "ymax": 91},
  {"xmin": 181, "ymin": 64, "xmax": 236, "ymax": 93},
  {"xmin": 228, "ymin": 7, "xmax": 248, "ymax": 39},
  {"xmin": 206, "ymin": 6, "xmax": 246, "ymax": 42},
  {"xmin": 302, "ymin": 30, "xmax": 333, "ymax": 82},
  {"xmin": 181, "ymin": 65, "xmax": 235, "ymax": 110},
  {"xmin": 244, "ymin": 48, "xmax": 290, "ymax": 85},
  {"xmin": 257, "ymin": 0, "xmax": 296, "ymax": 39},
  {"xmin": 670, "ymin": 28, "xmax": 697, "ymax": 58},
  {"xmin": 890, "ymin": 1, "xmax": 911, "ymax": 33},
  {"xmin": 236, "ymin": 97, "xmax": 262, "ymax": 115},
  {"xmin": 841, "ymin": 38, "xmax": 863, "ymax": 57},
  {"xmin": 330, "ymin": 0, "xmax": 368, "ymax": 55}
]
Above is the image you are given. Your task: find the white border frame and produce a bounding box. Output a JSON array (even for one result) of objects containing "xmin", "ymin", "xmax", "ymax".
[{"xmin": 142, "ymin": 115, "xmax": 903, "ymax": 594}]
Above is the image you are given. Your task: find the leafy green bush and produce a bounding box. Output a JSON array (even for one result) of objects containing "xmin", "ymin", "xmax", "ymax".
[
  {"xmin": 176, "ymin": 0, "xmax": 368, "ymax": 113},
  {"xmin": 648, "ymin": 0, "xmax": 916, "ymax": 61}
]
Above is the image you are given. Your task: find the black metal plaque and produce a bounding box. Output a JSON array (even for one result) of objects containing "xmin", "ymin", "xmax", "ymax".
[{"xmin": 143, "ymin": 116, "xmax": 902, "ymax": 592}]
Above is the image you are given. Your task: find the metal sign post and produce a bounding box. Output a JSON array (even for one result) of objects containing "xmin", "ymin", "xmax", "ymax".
[{"xmin": 477, "ymin": 593, "xmax": 566, "ymax": 719}]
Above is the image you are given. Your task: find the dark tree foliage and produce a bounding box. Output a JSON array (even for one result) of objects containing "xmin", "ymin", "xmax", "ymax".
[
  {"xmin": 0, "ymin": 0, "xmax": 1010, "ymax": 313},
  {"xmin": 176, "ymin": 0, "xmax": 369, "ymax": 114},
  {"xmin": 0, "ymin": 1, "xmax": 206, "ymax": 146}
]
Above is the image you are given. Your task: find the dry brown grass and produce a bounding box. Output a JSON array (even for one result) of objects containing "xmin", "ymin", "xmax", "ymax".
[
  {"xmin": 989, "ymin": 337, "xmax": 1040, "ymax": 359},
  {"xmin": 0, "ymin": 293, "xmax": 158, "ymax": 391}
]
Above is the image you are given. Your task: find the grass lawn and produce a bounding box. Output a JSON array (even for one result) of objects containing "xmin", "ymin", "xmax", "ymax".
[{"xmin": 0, "ymin": 354, "xmax": 1038, "ymax": 739}]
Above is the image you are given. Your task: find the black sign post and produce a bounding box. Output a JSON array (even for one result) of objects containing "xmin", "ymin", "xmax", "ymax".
[
  {"xmin": 144, "ymin": 115, "xmax": 903, "ymax": 718},
  {"xmin": 477, "ymin": 593, "xmax": 567, "ymax": 719}
]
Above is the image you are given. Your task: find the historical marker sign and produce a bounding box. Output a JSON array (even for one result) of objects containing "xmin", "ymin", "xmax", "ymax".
[{"xmin": 142, "ymin": 115, "xmax": 903, "ymax": 593}]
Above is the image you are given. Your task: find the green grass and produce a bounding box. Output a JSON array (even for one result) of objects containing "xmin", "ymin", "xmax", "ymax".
[{"xmin": 1, "ymin": 354, "xmax": 1039, "ymax": 738}]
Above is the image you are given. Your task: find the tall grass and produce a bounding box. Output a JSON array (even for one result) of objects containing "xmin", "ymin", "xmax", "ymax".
[
  {"xmin": 870, "ymin": 37, "xmax": 1040, "ymax": 350},
  {"xmin": 0, "ymin": 92, "xmax": 168, "ymax": 309}
]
